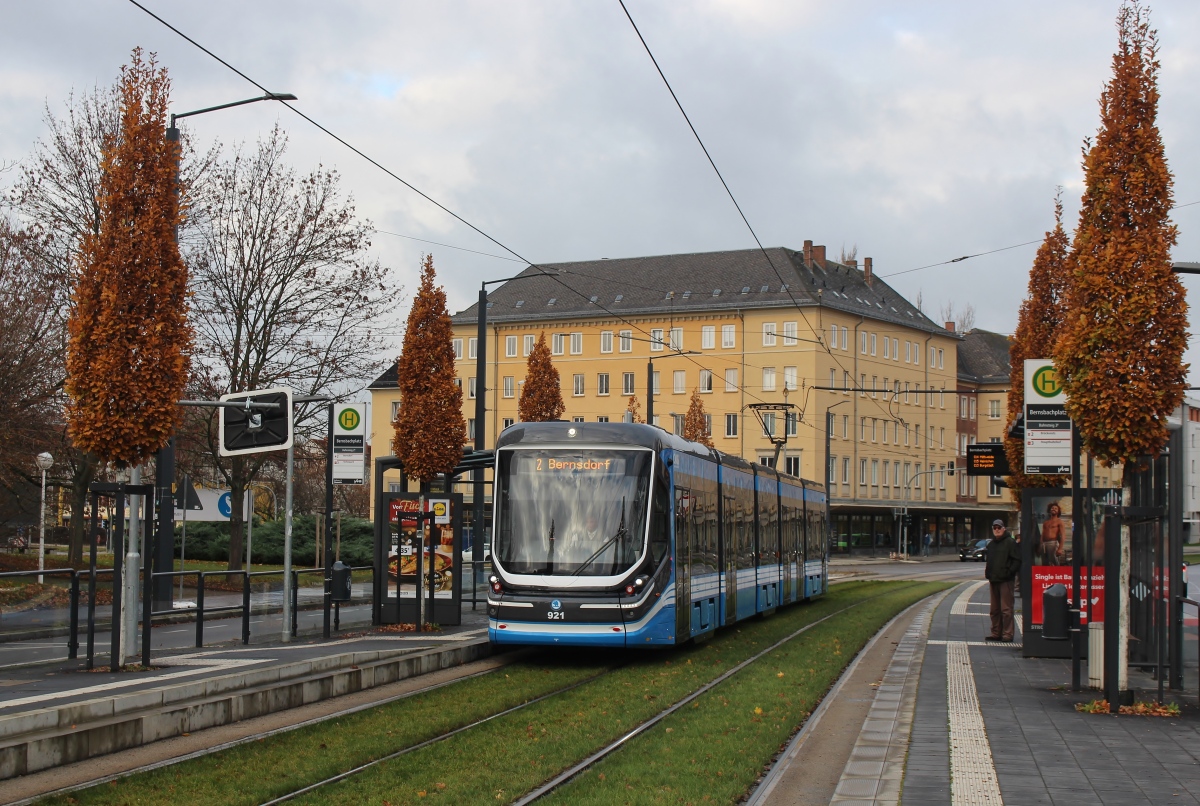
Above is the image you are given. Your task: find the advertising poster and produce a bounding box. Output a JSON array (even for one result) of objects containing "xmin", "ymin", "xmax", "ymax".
[
  {"xmin": 1030, "ymin": 566, "xmax": 1105, "ymax": 624},
  {"xmin": 387, "ymin": 498, "xmax": 455, "ymax": 600}
]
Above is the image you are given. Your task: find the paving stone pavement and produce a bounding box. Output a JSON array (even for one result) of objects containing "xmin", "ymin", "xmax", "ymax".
[{"xmin": 900, "ymin": 581, "xmax": 1200, "ymax": 805}]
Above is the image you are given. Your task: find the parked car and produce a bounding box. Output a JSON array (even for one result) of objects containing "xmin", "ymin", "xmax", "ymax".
[{"xmin": 960, "ymin": 538, "xmax": 988, "ymax": 562}]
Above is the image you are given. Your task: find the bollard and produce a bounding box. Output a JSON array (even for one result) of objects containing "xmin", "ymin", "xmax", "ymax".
[
  {"xmin": 195, "ymin": 573, "xmax": 205, "ymax": 648},
  {"xmin": 1043, "ymin": 583, "xmax": 1070, "ymax": 641},
  {"xmin": 242, "ymin": 572, "xmax": 251, "ymax": 645},
  {"xmin": 68, "ymin": 571, "xmax": 81, "ymax": 659},
  {"xmin": 291, "ymin": 570, "xmax": 299, "ymax": 638}
]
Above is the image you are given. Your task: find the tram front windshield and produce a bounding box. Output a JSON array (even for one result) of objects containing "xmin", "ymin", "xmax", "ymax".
[{"xmin": 495, "ymin": 449, "xmax": 652, "ymax": 577}]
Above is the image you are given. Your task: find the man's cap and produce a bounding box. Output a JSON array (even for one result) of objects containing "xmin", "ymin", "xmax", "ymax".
[{"xmin": 992, "ymin": 519, "xmax": 1005, "ymax": 528}]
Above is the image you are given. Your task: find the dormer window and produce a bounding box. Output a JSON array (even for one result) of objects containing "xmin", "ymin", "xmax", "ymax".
[
  {"xmin": 515, "ymin": 300, "xmax": 524, "ymax": 308},
  {"xmin": 547, "ymin": 298, "xmax": 556, "ymax": 306},
  {"xmin": 741, "ymin": 286, "xmax": 750, "ymax": 294}
]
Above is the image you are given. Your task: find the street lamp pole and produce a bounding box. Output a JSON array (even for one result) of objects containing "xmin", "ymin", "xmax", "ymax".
[
  {"xmin": 153, "ymin": 91, "xmax": 296, "ymax": 611},
  {"xmin": 36, "ymin": 452, "xmax": 53, "ymax": 584}
]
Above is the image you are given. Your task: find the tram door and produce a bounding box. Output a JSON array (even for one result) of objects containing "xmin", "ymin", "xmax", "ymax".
[{"xmin": 674, "ymin": 485, "xmax": 692, "ymax": 640}]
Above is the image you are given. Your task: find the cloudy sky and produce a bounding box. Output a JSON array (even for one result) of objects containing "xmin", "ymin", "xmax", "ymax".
[{"xmin": 3, "ymin": 1, "xmax": 1200, "ymax": 386}]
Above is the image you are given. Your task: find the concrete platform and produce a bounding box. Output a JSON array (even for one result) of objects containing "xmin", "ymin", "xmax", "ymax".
[{"xmin": 0, "ymin": 612, "xmax": 492, "ymax": 781}]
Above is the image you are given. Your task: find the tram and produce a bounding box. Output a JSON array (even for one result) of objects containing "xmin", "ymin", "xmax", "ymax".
[{"xmin": 486, "ymin": 422, "xmax": 828, "ymax": 647}]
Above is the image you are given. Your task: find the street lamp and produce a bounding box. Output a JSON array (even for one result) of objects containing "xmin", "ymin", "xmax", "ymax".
[
  {"xmin": 35, "ymin": 452, "xmax": 53, "ymax": 583},
  {"xmin": 149, "ymin": 90, "xmax": 296, "ymax": 610}
]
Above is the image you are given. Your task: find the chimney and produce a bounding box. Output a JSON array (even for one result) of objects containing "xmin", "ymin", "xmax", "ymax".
[
  {"xmin": 945, "ymin": 321, "xmax": 955, "ymax": 332},
  {"xmin": 846, "ymin": 258, "xmax": 857, "ymax": 270},
  {"xmin": 812, "ymin": 244, "xmax": 826, "ymax": 268},
  {"xmin": 803, "ymin": 240, "xmax": 813, "ymax": 268},
  {"xmin": 864, "ymin": 257, "xmax": 873, "ymax": 286}
]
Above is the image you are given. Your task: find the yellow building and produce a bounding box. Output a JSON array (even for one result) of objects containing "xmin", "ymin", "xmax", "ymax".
[{"xmin": 370, "ymin": 243, "xmax": 992, "ymax": 554}]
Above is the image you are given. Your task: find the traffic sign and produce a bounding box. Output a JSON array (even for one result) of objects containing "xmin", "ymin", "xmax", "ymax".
[
  {"xmin": 1024, "ymin": 359, "xmax": 1071, "ymax": 474},
  {"xmin": 332, "ymin": 403, "xmax": 366, "ymax": 485},
  {"xmin": 219, "ymin": 388, "xmax": 293, "ymax": 457}
]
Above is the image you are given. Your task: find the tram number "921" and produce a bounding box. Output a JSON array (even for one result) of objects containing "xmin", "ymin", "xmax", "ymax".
[{"xmin": 546, "ymin": 611, "xmax": 565, "ymax": 620}]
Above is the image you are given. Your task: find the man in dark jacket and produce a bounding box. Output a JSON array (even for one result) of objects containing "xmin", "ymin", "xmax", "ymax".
[{"xmin": 985, "ymin": 519, "xmax": 1020, "ymax": 642}]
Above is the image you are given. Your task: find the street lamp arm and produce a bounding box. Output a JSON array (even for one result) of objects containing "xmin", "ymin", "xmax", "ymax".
[{"xmin": 169, "ymin": 92, "xmax": 297, "ymax": 129}]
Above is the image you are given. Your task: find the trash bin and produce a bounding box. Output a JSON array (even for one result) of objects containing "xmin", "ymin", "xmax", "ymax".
[
  {"xmin": 1042, "ymin": 583, "xmax": 1069, "ymax": 641},
  {"xmin": 331, "ymin": 561, "xmax": 353, "ymax": 603}
]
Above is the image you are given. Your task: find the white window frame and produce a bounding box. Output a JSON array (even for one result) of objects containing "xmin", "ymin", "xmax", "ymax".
[
  {"xmin": 725, "ymin": 368, "xmax": 738, "ymax": 392},
  {"xmin": 600, "ymin": 331, "xmax": 613, "ymax": 354},
  {"xmin": 702, "ymin": 326, "xmax": 715, "ymax": 350},
  {"xmin": 505, "ymin": 335, "xmax": 517, "ymax": 358},
  {"xmin": 619, "ymin": 330, "xmax": 633, "ymax": 353},
  {"xmin": 763, "ymin": 322, "xmax": 777, "ymax": 347},
  {"xmin": 503, "ymin": 376, "xmax": 515, "ymax": 398},
  {"xmin": 570, "ymin": 332, "xmax": 583, "ymax": 355},
  {"xmin": 652, "ymin": 371, "xmax": 661, "ymax": 395},
  {"xmin": 673, "ymin": 369, "xmax": 686, "ymax": 394},
  {"xmin": 762, "ymin": 367, "xmax": 776, "ymax": 392},
  {"xmin": 870, "ymin": 333, "xmax": 877, "ymax": 356},
  {"xmin": 552, "ymin": 333, "xmax": 565, "ymax": 356},
  {"xmin": 622, "ymin": 372, "xmax": 635, "ymax": 395},
  {"xmin": 468, "ymin": 337, "xmax": 478, "ymax": 360},
  {"xmin": 452, "ymin": 338, "xmax": 463, "ymax": 360},
  {"xmin": 669, "ymin": 327, "xmax": 683, "ymax": 351},
  {"xmin": 725, "ymin": 413, "xmax": 738, "ymax": 438},
  {"xmin": 598, "ymin": 373, "xmax": 610, "ymax": 396},
  {"xmin": 523, "ymin": 334, "xmax": 535, "ymax": 356},
  {"xmin": 573, "ymin": 373, "xmax": 584, "ymax": 396},
  {"xmin": 784, "ymin": 366, "xmax": 797, "ymax": 391},
  {"xmin": 467, "ymin": 377, "xmax": 477, "ymax": 399},
  {"xmin": 783, "ymin": 321, "xmax": 798, "ymax": 346},
  {"xmin": 722, "ymin": 325, "xmax": 736, "ymax": 349},
  {"xmin": 841, "ymin": 326, "xmax": 848, "ymax": 350},
  {"xmin": 651, "ymin": 328, "xmax": 665, "ymax": 352},
  {"xmin": 700, "ymin": 369, "xmax": 713, "ymax": 393}
]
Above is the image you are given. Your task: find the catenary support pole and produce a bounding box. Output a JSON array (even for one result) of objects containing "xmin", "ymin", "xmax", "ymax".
[
  {"xmin": 1071, "ymin": 425, "xmax": 1082, "ymax": 691},
  {"xmin": 324, "ymin": 403, "xmax": 334, "ymax": 639}
]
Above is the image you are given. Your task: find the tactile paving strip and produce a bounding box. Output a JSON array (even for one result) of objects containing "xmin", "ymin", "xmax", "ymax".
[
  {"xmin": 946, "ymin": 641, "xmax": 1003, "ymax": 805},
  {"xmin": 949, "ymin": 581, "xmax": 987, "ymax": 615}
]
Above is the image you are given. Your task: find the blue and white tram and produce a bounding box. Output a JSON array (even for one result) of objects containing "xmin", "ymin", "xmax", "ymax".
[{"xmin": 486, "ymin": 422, "xmax": 828, "ymax": 647}]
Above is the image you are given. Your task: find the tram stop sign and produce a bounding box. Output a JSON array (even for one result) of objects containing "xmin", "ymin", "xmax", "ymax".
[{"xmin": 219, "ymin": 388, "xmax": 294, "ymax": 456}]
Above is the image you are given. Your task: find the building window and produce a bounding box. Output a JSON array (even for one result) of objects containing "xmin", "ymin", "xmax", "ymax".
[
  {"xmin": 929, "ymin": 345, "xmax": 936, "ymax": 366},
  {"xmin": 871, "ymin": 375, "xmax": 878, "ymax": 398},
  {"xmin": 573, "ymin": 374, "xmax": 584, "ymax": 396},
  {"xmin": 619, "ymin": 330, "xmax": 633, "ymax": 353},
  {"xmin": 700, "ymin": 369, "xmax": 713, "ymax": 393},
  {"xmin": 763, "ymin": 323, "xmax": 777, "ymax": 347},
  {"xmin": 570, "ymin": 332, "xmax": 583, "ymax": 355},
  {"xmin": 600, "ymin": 331, "xmax": 613, "ymax": 353},
  {"xmin": 503, "ymin": 417, "xmax": 515, "ymax": 429},
  {"xmin": 905, "ymin": 341, "xmax": 911, "ymax": 363},
  {"xmin": 928, "ymin": 467, "xmax": 936, "ymax": 489},
  {"xmin": 914, "ymin": 345, "xmax": 920, "ymax": 366},
  {"xmin": 597, "ymin": 416, "xmax": 609, "ymax": 423},
  {"xmin": 505, "ymin": 335, "xmax": 517, "ymax": 357},
  {"xmin": 653, "ymin": 371, "xmax": 661, "ymax": 395},
  {"xmin": 870, "ymin": 333, "xmax": 877, "ymax": 356},
  {"xmin": 894, "ymin": 462, "xmax": 901, "ymax": 488},
  {"xmin": 524, "ymin": 334, "xmax": 535, "ymax": 356},
  {"xmin": 783, "ymin": 321, "xmax": 798, "ymax": 346},
  {"xmin": 762, "ymin": 367, "xmax": 776, "ymax": 392},
  {"xmin": 552, "ymin": 333, "xmax": 565, "ymax": 355},
  {"xmin": 970, "ymin": 398, "xmax": 977, "ymax": 419},
  {"xmin": 842, "ymin": 457, "xmax": 851, "ymax": 483},
  {"xmin": 673, "ymin": 414, "xmax": 685, "ymax": 436},
  {"xmin": 786, "ymin": 412, "xmax": 798, "ymax": 437},
  {"xmin": 726, "ymin": 368, "xmax": 738, "ymax": 392},
  {"xmin": 842, "ymin": 414, "xmax": 849, "ymax": 439},
  {"xmin": 503, "ymin": 376, "xmax": 515, "ymax": 398},
  {"xmin": 784, "ymin": 366, "xmax": 797, "ymax": 391},
  {"xmin": 860, "ymin": 417, "xmax": 867, "ymax": 441},
  {"xmin": 989, "ymin": 476, "xmax": 1003, "ymax": 497},
  {"xmin": 468, "ymin": 418, "xmax": 476, "ymax": 439},
  {"xmin": 940, "ymin": 427, "xmax": 945, "ymax": 449},
  {"xmin": 468, "ymin": 377, "xmax": 477, "ymax": 399},
  {"xmin": 391, "ymin": 401, "xmax": 401, "ymax": 422},
  {"xmin": 468, "ymin": 337, "xmax": 477, "ymax": 360},
  {"xmin": 452, "ymin": 338, "xmax": 463, "ymax": 359},
  {"xmin": 989, "ymin": 399, "xmax": 1000, "ymax": 419},
  {"xmin": 859, "ymin": 374, "xmax": 866, "ymax": 397},
  {"xmin": 598, "ymin": 373, "xmax": 610, "ymax": 396},
  {"xmin": 704, "ymin": 413, "xmax": 711, "ymax": 436},
  {"xmin": 871, "ymin": 459, "xmax": 879, "ymax": 486},
  {"xmin": 725, "ymin": 413, "xmax": 738, "ymax": 437},
  {"xmin": 573, "ymin": 416, "xmax": 585, "ymax": 423},
  {"xmin": 651, "ymin": 328, "xmax": 665, "ymax": 352},
  {"xmin": 785, "ymin": 456, "xmax": 801, "ymax": 476},
  {"xmin": 760, "ymin": 412, "xmax": 776, "ymax": 437},
  {"xmin": 702, "ymin": 326, "xmax": 715, "ymax": 350},
  {"xmin": 622, "ymin": 372, "xmax": 635, "ymax": 395},
  {"xmin": 861, "ymin": 331, "xmax": 868, "ymax": 354},
  {"xmin": 829, "ymin": 368, "xmax": 836, "ymax": 389},
  {"xmin": 882, "ymin": 420, "xmax": 888, "ymax": 443},
  {"xmin": 673, "ymin": 370, "xmax": 686, "ymax": 394},
  {"xmin": 669, "ymin": 327, "xmax": 683, "ymax": 351},
  {"xmin": 860, "ymin": 459, "xmax": 868, "ymax": 488},
  {"xmin": 882, "ymin": 337, "xmax": 890, "ymax": 359},
  {"xmin": 829, "ymin": 324, "xmax": 837, "ymax": 349},
  {"xmin": 960, "ymin": 396, "xmax": 968, "ymax": 418},
  {"xmin": 841, "ymin": 326, "xmax": 848, "ymax": 350},
  {"xmin": 844, "ymin": 371, "xmax": 851, "ymax": 394},
  {"xmin": 871, "ymin": 418, "xmax": 878, "ymax": 442},
  {"xmin": 722, "ymin": 325, "xmax": 736, "ymax": 348},
  {"xmin": 938, "ymin": 348, "xmax": 944, "ymax": 369}
]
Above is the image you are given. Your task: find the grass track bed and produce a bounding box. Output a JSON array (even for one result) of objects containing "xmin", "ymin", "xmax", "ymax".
[{"xmin": 44, "ymin": 581, "xmax": 945, "ymax": 805}]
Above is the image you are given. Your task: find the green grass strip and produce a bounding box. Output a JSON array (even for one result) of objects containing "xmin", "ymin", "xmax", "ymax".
[
  {"xmin": 43, "ymin": 580, "xmax": 924, "ymax": 806},
  {"xmin": 277, "ymin": 581, "xmax": 927, "ymax": 806},
  {"xmin": 540, "ymin": 582, "xmax": 949, "ymax": 804}
]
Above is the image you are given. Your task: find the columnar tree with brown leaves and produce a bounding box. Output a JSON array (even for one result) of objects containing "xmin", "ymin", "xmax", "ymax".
[
  {"xmin": 683, "ymin": 389, "xmax": 714, "ymax": 447},
  {"xmin": 1005, "ymin": 194, "xmax": 1071, "ymax": 497},
  {"xmin": 625, "ymin": 395, "xmax": 643, "ymax": 424},
  {"xmin": 65, "ymin": 49, "xmax": 191, "ymax": 467},
  {"xmin": 518, "ymin": 333, "xmax": 564, "ymax": 422},
  {"xmin": 1055, "ymin": 2, "xmax": 1187, "ymax": 468},
  {"xmin": 392, "ymin": 255, "xmax": 464, "ymax": 483}
]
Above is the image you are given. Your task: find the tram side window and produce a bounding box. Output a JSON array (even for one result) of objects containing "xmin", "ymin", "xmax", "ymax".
[
  {"xmin": 675, "ymin": 487, "xmax": 692, "ymax": 576},
  {"xmin": 650, "ymin": 478, "xmax": 670, "ymax": 566}
]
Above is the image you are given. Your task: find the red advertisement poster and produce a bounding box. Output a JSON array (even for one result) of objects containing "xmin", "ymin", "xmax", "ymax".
[{"xmin": 1030, "ymin": 566, "xmax": 1104, "ymax": 624}]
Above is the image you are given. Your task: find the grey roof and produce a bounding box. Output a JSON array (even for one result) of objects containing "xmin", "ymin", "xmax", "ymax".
[
  {"xmin": 957, "ymin": 329, "xmax": 1011, "ymax": 384},
  {"xmin": 449, "ymin": 247, "xmax": 947, "ymax": 333}
]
